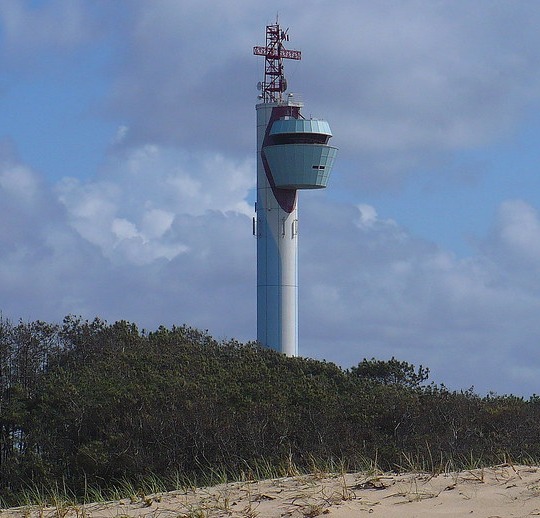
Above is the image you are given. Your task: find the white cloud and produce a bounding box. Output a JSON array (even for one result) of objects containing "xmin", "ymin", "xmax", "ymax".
[
  {"xmin": 299, "ymin": 197, "xmax": 540, "ymax": 395},
  {"xmin": 0, "ymin": 0, "xmax": 93, "ymax": 66},
  {"xmin": 111, "ymin": 218, "xmax": 139, "ymax": 241},
  {"xmin": 113, "ymin": 125, "xmax": 129, "ymax": 145},
  {"xmin": 0, "ymin": 147, "xmax": 255, "ymax": 334},
  {"xmin": 496, "ymin": 200, "xmax": 540, "ymax": 263},
  {"xmin": 356, "ymin": 204, "xmax": 378, "ymax": 227},
  {"xmin": 141, "ymin": 208, "xmax": 175, "ymax": 239},
  {"xmin": 0, "ymin": 165, "xmax": 39, "ymax": 201},
  {"xmin": 56, "ymin": 144, "xmax": 254, "ymax": 264},
  {"xmin": 97, "ymin": 1, "xmax": 540, "ymax": 189}
]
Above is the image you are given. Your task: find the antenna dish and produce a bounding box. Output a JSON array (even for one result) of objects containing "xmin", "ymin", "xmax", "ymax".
[{"xmin": 257, "ymin": 81, "xmax": 262, "ymax": 91}]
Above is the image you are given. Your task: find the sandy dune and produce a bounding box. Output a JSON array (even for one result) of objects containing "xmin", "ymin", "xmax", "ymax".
[{"xmin": 3, "ymin": 464, "xmax": 540, "ymax": 517}]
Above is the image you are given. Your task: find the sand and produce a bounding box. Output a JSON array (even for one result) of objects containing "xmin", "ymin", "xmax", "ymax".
[{"xmin": 3, "ymin": 464, "xmax": 540, "ymax": 517}]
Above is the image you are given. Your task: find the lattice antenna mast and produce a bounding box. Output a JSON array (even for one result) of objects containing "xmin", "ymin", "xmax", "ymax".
[{"xmin": 253, "ymin": 21, "xmax": 301, "ymax": 102}]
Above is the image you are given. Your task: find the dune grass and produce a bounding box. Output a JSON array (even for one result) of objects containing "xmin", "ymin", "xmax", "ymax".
[{"xmin": 3, "ymin": 451, "xmax": 536, "ymax": 511}]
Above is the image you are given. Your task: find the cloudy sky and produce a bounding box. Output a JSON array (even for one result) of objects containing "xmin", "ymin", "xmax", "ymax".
[{"xmin": 2, "ymin": 0, "xmax": 540, "ymax": 395}]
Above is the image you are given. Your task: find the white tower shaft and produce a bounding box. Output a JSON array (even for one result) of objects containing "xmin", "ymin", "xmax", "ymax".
[{"xmin": 256, "ymin": 102, "xmax": 299, "ymax": 356}]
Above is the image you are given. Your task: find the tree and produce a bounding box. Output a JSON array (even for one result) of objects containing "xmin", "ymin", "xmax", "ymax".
[{"xmin": 350, "ymin": 357, "xmax": 429, "ymax": 389}]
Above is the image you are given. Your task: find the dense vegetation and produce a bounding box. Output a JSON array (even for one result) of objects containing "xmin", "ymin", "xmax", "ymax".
[{"xmin": 1, "ymin": 315, "xmax": 540, "ymax": 505}]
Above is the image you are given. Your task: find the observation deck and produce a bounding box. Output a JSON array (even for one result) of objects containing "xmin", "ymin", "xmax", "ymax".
[{"xmin": 263, "ymin": 116, "xmax": 337, "ymax": 190}]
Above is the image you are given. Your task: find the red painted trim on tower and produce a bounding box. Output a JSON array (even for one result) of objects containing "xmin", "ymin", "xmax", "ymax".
[{"xmin": 261, "ymin": 105, "xmax": 300, "ymax": 213}]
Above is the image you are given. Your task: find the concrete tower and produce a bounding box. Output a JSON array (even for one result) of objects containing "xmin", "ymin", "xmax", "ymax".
[{"xmin": 253, "ymin": 21, "xmax": 337, "ymax": 356}]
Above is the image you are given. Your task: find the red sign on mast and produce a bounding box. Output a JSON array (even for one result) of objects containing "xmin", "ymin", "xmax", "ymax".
[
  {"xmin": 253, "ymin": 46, "xmax": 301, "ymax": 61},
  {"xmin": 253, "ymin": 21, "xmax": 301, "ymax": 103}
]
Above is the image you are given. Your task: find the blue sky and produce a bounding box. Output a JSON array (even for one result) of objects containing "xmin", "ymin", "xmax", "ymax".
[{"xmin": 2, "ymin": 0, "xmax": 540, "ymax": 395}]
